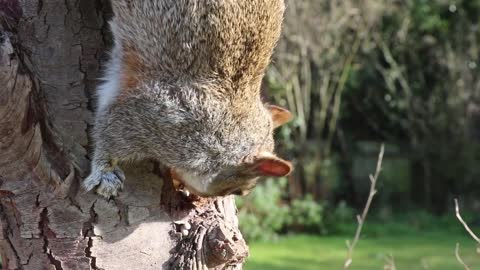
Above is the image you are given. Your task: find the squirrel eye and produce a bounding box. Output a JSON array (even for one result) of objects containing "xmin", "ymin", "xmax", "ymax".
[
  {"xmin": 231, "ymin": 189, "xmax": 243, "ymax": 196},
  {"xmin": 241, "ymin": 154, "xmax": 254, "ymax": 163}
]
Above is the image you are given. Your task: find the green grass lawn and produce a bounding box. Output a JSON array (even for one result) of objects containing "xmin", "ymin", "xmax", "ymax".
[{"xmin": 244, "ymin": 233, "xmax": 479, "ymax": 270}]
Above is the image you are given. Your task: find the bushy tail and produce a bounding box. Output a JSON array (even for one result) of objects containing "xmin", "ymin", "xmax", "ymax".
[{"xmin": 109, "ymin": 0, "xmax": 285, "ymax": 79}]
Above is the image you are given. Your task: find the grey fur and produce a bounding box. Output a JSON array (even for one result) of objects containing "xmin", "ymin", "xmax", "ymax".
[{"xmin": 84, "ymin": 0, "xmax": 289, "ymax": 198}]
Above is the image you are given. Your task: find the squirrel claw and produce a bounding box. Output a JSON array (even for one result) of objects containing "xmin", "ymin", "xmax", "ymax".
[{"xmin": 84, "ymin": 167, "xmax": 125, "ymax": 198}]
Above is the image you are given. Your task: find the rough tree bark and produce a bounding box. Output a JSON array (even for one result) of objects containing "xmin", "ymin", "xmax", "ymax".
[{"xmin": 0, "ymin": 1, "xmax": 248, "ymax": 269}]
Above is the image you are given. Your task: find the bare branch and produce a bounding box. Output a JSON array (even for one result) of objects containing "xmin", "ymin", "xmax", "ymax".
[
  {"xmin": 454, "ymin": 199, "xmax": 480, "ymax": 244},
  {"xmin": 455, "ymin": 243, "xmax": 471, "ymax": 270},
  {"xmin": 343, "ymin": 144, "xmax": 385, "ymax": 269}
]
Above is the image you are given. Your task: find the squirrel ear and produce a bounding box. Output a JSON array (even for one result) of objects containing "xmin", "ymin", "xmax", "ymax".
[
  {"xmin": 267, "ymin": 105, "xmax": 292, "ymax": 128},
  {"xmin": 250, "ymin": 154, "xmax": 293, "ymax": 177}
]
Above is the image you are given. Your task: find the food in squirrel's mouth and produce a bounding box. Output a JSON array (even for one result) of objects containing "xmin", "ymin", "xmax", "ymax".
[
  {"xmin": 169, "ymin": 168, "xmax": 204, "ymax": 200},
  {"xmin": 169, "ymin": 168, "xmax": 184, "ymax": 190}
]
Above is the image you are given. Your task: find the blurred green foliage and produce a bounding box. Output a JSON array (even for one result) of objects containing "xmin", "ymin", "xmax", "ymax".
[
  {"xmin": 287, "ymin": 195, "xmax": 324, "ymax": 233},
  {"xmin": 236, "ymin": 179, "xmax": 326, "ymax": 241},
  {"xmin": 340, "ymin": 0, "xmax": 480, "ymax": 212},
  {"xmin": 237, "ymin": 2, "xmax": 480, "ymax": 256},
  {"xmin": 264, "ymin": 0, "xmax": 480, "ymax": 215},
  {"xmin": 236, "ymin": 179, "xmax": 290, "ymax": 241}
]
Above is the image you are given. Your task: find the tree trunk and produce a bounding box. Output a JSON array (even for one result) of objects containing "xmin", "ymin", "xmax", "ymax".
[{"xmin": 0, "ymin": 1, "xmax": 248, "ymax": 269}]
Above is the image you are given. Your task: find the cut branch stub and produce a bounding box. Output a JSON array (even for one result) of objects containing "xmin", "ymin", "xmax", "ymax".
[
  {"xmin": 161, "ymin": 168, "xmax": 248, "ymax": 270},
  {"xmin": 205, "ymin": 222, "xmax": 248, "ymax": 268}
]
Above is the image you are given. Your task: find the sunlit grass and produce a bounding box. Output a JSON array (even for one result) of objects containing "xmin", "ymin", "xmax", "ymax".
[{"xmin": 244, "ymin": 232, "xmax": 479, "ymax": 270}]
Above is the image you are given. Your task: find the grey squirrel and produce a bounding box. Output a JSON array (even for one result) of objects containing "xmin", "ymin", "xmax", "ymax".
[{"xmin": 83, "ymin": 0, "xmax": 293, "ymax": 198}]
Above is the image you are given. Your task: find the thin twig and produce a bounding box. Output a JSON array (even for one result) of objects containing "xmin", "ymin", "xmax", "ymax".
[
  {"xmin": 384, "ymin": 253, "xmax": 396, "ymax": 270},
  {"xmin": 421, "ymin": 258, "xmax": 430, "ymax": 270},
  {"xmin": 454, "ymin": 199, "xmax": 480, "ymax": 244},
  {"xmin": 343, "ymin": 144, "xmax": 385, "ymax": 270},
  {"xmin": 455, "ymin": 243, "xmax": 471, "ymax": 270},
  {"xmin": 453, "ymin": 198, "xmax": 479, "ymax": 270}
]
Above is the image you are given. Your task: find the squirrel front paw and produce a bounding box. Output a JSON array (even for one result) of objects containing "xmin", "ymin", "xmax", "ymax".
[{"xmin": 83, "ymin": 166, "xmax": 126, "ymax": 198}]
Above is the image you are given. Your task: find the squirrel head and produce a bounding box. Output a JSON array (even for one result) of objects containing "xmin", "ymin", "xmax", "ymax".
[{"xmin": 171, "ymin": 104, "xmax": 293, "ymax": 197}]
